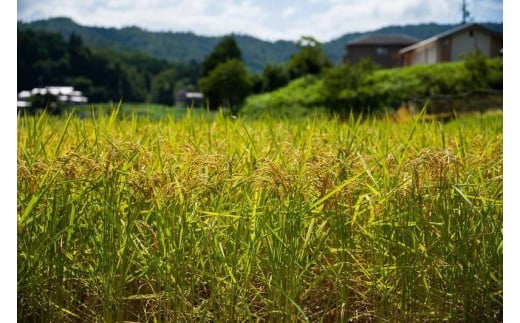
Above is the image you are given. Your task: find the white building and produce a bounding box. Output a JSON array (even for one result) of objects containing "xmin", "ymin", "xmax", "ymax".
[{"xmin": 18, "ymin": 86, "xmax": 88, "ymax": 109}]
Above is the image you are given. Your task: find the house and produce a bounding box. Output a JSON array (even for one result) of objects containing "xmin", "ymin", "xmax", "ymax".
[
  {"xmin": 23, "ymin": 86, "xmax": 88, "ymax": 104},
  {"xmin": 398, "ymin": 23, "xmax": 503, "ymax": 66},
  {"xmin": 342, "ymin": 34, "xmax": 419, "ymax": 68},
  {"xmin": 17, "ymin": 86, "xmax": 88, "ymax": 111},
  {"xmin": 175, "ymin": 90, "xmax": 205, "ymax": 108}
]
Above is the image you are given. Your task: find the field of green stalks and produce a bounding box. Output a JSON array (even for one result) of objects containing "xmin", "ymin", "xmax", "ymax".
[{"xmin": 17, "ymin": 108, "xmax": 502, "ymax": 322}]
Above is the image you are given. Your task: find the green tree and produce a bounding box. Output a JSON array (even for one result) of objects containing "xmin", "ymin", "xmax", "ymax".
[
  {"xmin": 198, "ymin": 59, "xmax": 252, "ymax": 113},
  {"xmin": 287, "ymin": 36, "xmax": 332, "ymax": 79},
  {"xmin": 261, "ymin": 64, "xmax": 289, "ymax": 92},
  {"xmin": 68, "ymin": 33, "xmax": 92, "ymax": 76},
  {"xmin": 460, "ymin": 50, "xmax": 491, "ymax": 90},
  {"xmin": 17, "ymin": 27, "xmax": 203, "ymax": 104},
  {"xmin": 322, "ymin": 58, "xmax": 378, "ymax": 114},
  {"xmin": 17, "ymin": 29, "xmax": 69, "ymax": 90},
  {"xmin": 202, "ymin": 35, "xmax": 243, "ymax": 76},
  {"xmin": 249, "ymin": 73, "xmax": 264, "ymax": 94},
  {"xmin": 149, "ymin": 68, "xmax": 178, "ymax": 105}
]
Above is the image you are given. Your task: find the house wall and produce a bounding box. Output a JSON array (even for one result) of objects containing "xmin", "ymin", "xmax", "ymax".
[
  {"xmin": 401, "ymin": 27, "xmax": 502, "ymax": 66},
  {"xmin": 450, "ymin": 28, "xmax": 491, "ymax": 60},
  {"xmin": 409, "ymin": 42, "xmax": 438, "ymax": 65}
]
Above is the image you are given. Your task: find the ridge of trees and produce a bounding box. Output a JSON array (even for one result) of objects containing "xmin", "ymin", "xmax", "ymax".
[
  {"xmin": 18, "ymin": 28, "xmax": 200, "ymax": 105},
  {"xmin": 19, "ymin": 17, "xmax": 503, "ymax": 71}
]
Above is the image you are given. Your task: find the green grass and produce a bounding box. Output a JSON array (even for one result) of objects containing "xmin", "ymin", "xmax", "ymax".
[
  {"xmin": 17, "ymin": 108, "xmax": 502, "ymax": 322},
  {"xmin": 241, "ymin": 57, "xmax": 503, "ymax": 118},
  {"xmin": 64, "ymin": 101, "xmax": 215, "ymax": 121}
]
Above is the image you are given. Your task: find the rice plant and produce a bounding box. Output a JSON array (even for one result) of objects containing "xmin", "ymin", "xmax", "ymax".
[{"xmin": 17, "ymin": 108, "xmax": 502, "ymax": 322}]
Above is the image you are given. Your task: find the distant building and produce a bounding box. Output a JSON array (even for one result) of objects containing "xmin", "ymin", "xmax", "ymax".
[
  {"xmin": 398, "ymin": 23, "xmax": 503, "ymax": 66},
  {"xmin": 18, "ymin": 86, "xmax": 88, "ymax": 106},
  {"xmin": 18, "ymin": 86, "xmax": 88, "ymax": 112},
  {"xmin": 342, "ymin": 34, "xmax": 419, "ymax": 68},
  {"xmin": 175, "ymin": 90, "xmax": 205, "ymax": 108}
]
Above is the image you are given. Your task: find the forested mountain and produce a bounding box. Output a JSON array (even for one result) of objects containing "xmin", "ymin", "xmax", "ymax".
[
  {"xmin": 18, "ymin": 17, "xmax": 503, "ymax": 72},
  {"xmin": 18, "ymin": 17, "xmax": 298, "ymax": 73}
]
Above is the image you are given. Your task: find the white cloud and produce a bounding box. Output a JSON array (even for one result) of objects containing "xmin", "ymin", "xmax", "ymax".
[
  {"xmin": 281, "ymin": 0, "xmax": 464, "ymax": 41},
  {"xmin": 17, "ymin": 0, "xmax": 502, "ymax": 42},
  {"xmin": 282, "ymin": 7, "xmax": 296, "ymax": 18}
]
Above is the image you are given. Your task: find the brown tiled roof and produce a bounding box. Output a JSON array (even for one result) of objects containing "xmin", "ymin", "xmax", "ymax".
[{"xmin": 348, "ymin": 34, "xmax": 419, "ymax": 46}]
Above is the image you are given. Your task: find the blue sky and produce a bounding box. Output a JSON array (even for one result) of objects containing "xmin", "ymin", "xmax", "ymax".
[{"xmin": 17, "ymin": 0, "xmax": 503, "ymax": 42}]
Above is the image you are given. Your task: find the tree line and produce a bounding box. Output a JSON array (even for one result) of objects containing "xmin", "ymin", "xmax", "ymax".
[
  {"xmin": 18, "ymin": 27, "xmax": 338, "ymax": 112},
  {"xmin": 18, "ymin": 28, "xmax": 200, "ymax": 105},
  {"xmin": 198, "ymin": 35, "xmax": 334, "ymax": 114}
]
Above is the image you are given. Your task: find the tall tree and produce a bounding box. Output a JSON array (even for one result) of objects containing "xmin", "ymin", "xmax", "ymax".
[
  {"xmin": 201, "ymin": 35, "xmax": 242, "ymax": 76},
  {"xmin": 149, "ymin": 68, "xmax": 178, "ymax": 105},
  {"xmin": 287, "ymin": 36, "xmax": 332, "ymax": 79},
  {"xmin": 67, "ymin": 32, "xmax": 92, "ymax": 76},
  {"xmin": 17, "ymin": 29, "xmax": 68, "ymax": 90},
  {"xmin": 261, "ymin": 64, "xmax": 289, "ymax": 92},
  {"xmin": 198, "ymin": 59, "xmax": 252, "ymax": 113}
]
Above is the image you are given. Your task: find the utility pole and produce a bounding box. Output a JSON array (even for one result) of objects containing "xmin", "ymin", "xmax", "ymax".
[{"xmin": 462, "ymin": 0, "xmax": 470, "ymax": 24}]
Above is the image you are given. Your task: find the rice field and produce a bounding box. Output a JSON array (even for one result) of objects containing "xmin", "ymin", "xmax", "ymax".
[{"xmin": 17, "ymin": 108, "xmax": 503, "ymax": 322}]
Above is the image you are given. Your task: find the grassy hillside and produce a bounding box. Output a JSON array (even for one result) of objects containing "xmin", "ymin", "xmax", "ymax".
[
  {"xmin": 241, "ymin": 56, "xmax": 503, "ymax": 118},
  {"xmin": 18, "ymin": 109, "xmax": 502, "ymax": 321},
  {"xmin": 240, "ymin": 75, "xmax": 327, "ymax": 119}
]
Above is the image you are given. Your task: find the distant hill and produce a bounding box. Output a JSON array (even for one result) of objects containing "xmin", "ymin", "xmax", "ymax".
[{"xmin": 18, "ymin": 17, "xmax": 502, "ymax": 72}]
